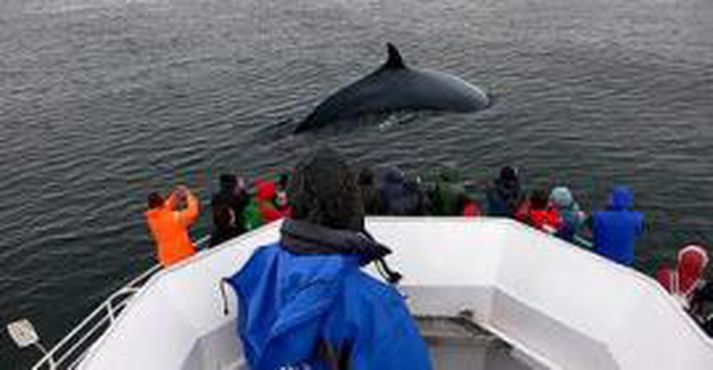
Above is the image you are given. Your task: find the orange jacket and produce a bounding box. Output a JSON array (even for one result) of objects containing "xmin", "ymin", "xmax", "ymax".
[{"xmin": 145, "ymin": 189, "xmax": 200, "ymax": 267}]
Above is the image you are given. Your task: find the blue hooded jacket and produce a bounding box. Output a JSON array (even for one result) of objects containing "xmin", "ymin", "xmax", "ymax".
[
  {"xmin": 225, "ymin": 221, "xmax": 431, "ymax": 370},
  {"xmin": 592, "ymin": 187, "xmax": 644, "ymax": 266}
]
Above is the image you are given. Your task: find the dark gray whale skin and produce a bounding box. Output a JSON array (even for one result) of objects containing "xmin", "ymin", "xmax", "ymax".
[{"xmin": 295, "ymin": 43, "xmax": 490, "ymax": 133}]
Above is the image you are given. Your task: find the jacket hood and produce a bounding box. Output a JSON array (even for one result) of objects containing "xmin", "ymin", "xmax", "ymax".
[
  {"xmin": 279, "ymin": 219, "xmax": 391, "ymax": 264},
  {"xmin": 608, "ymin": 186, "xmax": 634, "ymax": 210},
  {"xmin": 380, "ymin": 168, "xmax": 409, "ymax": 200},
  {"xmin": 550, "ymin": 186, "xmax": 577, "ymax": 210},
  {"xmin": 382, "ymin": 168, "xmax": 405, "ymax": 185},
  {"xmin": 256, "ymin": 180, "xmax": 277, "ymax": 201},
  {"xmin": 437, "ymin": 167, "xmax": 461, "ymax": 183},
  {"xmin": 144, "ymin": 208, "xmax": 164, "ymax": 219}
]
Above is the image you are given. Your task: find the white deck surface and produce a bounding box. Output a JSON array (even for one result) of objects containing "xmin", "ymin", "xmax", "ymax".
[{"xmin": 76, "ymin": 217, "xmax": 713, "ymax": 369}]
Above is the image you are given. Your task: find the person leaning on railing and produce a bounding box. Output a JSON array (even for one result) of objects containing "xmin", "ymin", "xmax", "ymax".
[
  {"xmin": 211, "ymin": 174, "xmax": 249, "ymax": 247},
  {"xmin": 486, "ymin": 166, "xmax": 524, "ymax": 218},
  {"xmin": 587, "ymin": 186, "xmax": 644, "ymax": 267},
  {"xmin": 145, "ymin": 185, "xmax": 200, "ymax": 267}
]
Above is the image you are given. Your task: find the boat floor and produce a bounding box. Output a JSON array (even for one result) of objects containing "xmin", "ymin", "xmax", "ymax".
[
  {"xmin": 223, "ymin": 315, "xmax": 537, "ymax": 370},
  {"xmin": 416, "ymin": 316, "xmax": 537, "ymax": 370}
]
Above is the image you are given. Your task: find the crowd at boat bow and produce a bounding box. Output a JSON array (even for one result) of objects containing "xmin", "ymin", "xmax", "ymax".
[{"xmin": 143, "ymin": 148, "xmax": 713, "ymax": 369}]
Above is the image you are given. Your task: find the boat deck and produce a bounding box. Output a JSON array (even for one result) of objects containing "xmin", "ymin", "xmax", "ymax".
[{"xmin": 417, "ymin": 315, "xmax": 537, "ymax": 370}]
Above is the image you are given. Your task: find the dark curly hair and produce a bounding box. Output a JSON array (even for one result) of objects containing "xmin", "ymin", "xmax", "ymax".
[{"xmin": 288, "ymin": 147, "xmax": 365, "ymax": 231}]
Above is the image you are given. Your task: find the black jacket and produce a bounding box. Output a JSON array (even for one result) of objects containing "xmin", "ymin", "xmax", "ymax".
[{"xmin": 211, "ymin": 188, "xmax": 248, "ymax": 246}]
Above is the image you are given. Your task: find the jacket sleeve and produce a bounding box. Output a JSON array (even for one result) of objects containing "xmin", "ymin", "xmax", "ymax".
[
  {"xmin": 177, "ymin": 190, "xmax": 200, "ymax": 227},
  {"xmin": 261, "ymin": 206, "xmax": 285, "ymax": 223},
  {"xmin": 165, "ymin": 192, "xmax": 179, "ymax": 210}
]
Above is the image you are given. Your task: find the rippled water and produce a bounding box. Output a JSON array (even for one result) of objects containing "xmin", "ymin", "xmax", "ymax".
[{"xmin": 1, "ymin": 0, "xmax": 712, "ymax": 367}]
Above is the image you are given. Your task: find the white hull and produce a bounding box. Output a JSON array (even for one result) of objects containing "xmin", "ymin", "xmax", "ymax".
[{"xmin": 73, "ymin": 217, "xmax": 713, "ymax": 369}]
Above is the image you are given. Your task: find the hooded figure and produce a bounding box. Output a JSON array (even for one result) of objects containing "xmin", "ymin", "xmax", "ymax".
[
  {"xmin": 486, "ymin": 166, "xmax": 523, "ymax": 217},
  {"xmin": 255, "ymin": 180, "xmax": 289, "ymax": 223},
  {"xmin": 379, "ymin": 168, "xmax": 426, "ymax": 215},
  {"xmin": 224, "ymin": 148, "xmax": 431, "ymax": 370},
  {"xmin": 549, "ymin": 186, "xmax": 585, "ymax": 243},
  {"xmin": 210, "ymin": 174, "xmax": 248, "ymax": 246},
  {"xmin": 430, "ymin": 168, "xmax": 466, "ymax": 216},
  {"xmin": 591, "ymin": 186, "xmax": 644, "ymax": 266}
]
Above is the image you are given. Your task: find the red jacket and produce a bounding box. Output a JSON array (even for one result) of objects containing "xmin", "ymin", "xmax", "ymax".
[
  {"xmin": 463, "ymin": 201, "xmax": 481, "ymax": 217},
  {"xmin": 256, "ymin": 181, "xmax": 289, "ymax": 223},
  {"xmin": 528, "ymin": 208, "xmax": 563, "ymax": 233},
  {"xmin": 515, "ymin": 200, "xmax": 562, "ymax": 233}
]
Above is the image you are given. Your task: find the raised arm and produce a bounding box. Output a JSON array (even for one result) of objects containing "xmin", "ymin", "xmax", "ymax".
[
  {"xmin": 165, "ymin": 191, "xmax": 179, "ymax": 210},
  {"xmin": 177, "ymin": 188, "xmax": 200, "ymax": 227}
]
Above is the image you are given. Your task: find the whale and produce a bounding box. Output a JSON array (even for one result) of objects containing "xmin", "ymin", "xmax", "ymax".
[{"xmin": 295, "ymin": 43, "xmax": 490, "ymax": 133}]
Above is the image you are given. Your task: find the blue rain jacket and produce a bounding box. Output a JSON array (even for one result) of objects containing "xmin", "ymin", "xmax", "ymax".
[
  {"xmin": 592, "ymin": 187, "xmax": 644, "ymax": 266},
  {"xmin": 225, "ymin": 243, "xmax": 431, "ymax": 370}
]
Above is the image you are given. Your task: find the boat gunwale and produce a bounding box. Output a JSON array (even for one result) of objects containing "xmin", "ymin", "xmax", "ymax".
[{"xmin": 37, "ymin": 217, "xmax": 713, "ymax": 370}]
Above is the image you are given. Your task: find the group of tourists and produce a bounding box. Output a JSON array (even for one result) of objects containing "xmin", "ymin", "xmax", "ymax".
[
  {"xmin": 208, "ymin": 173, "xmax": 290, "ymax": 248},
  {"xmin": 143, "ymin": 148, "xmax": 712, "ymax": 367},
  {"xmin": 142, "ymin": 173, "xmax": 289, "ymax": 268},
  {"xmin": 204, "ymin": 163, "xmax": 646, "ymax": 269},
  {"xmin": 484, "ymin": 166, "xmax": 645, "ymax": 267}
]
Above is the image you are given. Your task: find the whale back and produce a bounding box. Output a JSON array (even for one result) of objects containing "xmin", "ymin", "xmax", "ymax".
[{"xmin": 295, "ymin": 44, "xmax": 489, "ymax": 133}]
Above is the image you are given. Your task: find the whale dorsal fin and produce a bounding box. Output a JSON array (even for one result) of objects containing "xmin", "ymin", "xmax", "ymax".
[{"xmin": 383, "ymin": 43, "xmax": 406, "ymax": 69}]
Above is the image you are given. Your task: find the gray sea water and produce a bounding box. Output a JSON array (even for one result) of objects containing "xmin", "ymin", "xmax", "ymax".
[{"xmin": 1, "ymin": 0, "xmax": 712, "ymax": 367}]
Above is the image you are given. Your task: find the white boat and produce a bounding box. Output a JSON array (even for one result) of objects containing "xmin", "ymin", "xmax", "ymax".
[{"xmin": 22, "ymin": 217, "xmax": 713, "ymax": 369}]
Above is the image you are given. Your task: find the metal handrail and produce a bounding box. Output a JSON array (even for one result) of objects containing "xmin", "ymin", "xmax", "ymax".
[{"xmin": 30, "ymin": 236, "xmax": 211, "ymax": 370}]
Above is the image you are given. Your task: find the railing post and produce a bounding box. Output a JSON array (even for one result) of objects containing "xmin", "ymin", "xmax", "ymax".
[
  {"xmin": 106, "ymin": 302, "xmax": 115, "ymax": 324},
  {"xmin": 33, "ymin": 343, "xmax": 56, "ymax": 370}
]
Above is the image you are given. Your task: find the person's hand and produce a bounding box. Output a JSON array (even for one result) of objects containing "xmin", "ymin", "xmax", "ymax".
[
  {"xmin": 174, "ymin": 186, "xmax": 190, "ymax": 204},
  {"xmin": 175, "ymin": 185, "xmax": 189, "ymax": 195},
  {"xmin": 543, "ymin": 224, "xmax": 557, "ymax": 234}
]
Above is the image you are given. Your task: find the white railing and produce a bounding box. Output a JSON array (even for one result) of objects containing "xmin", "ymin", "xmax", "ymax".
[{"xmin": 30, "ymin": 236, "xmax": 211, "ymax": 370}]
